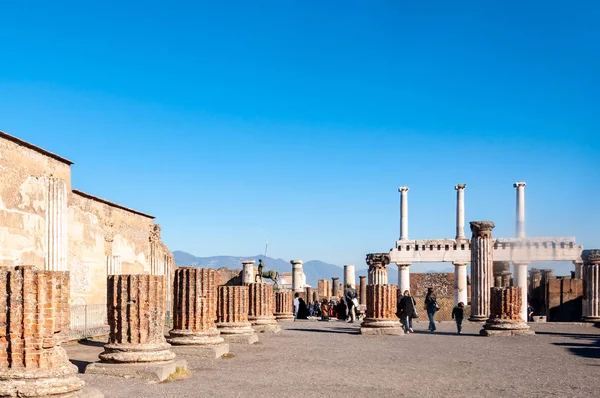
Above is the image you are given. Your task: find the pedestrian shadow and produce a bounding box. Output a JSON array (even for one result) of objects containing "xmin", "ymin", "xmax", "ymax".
[
  {"xmin": 288, "ymin": 327, "xmax": 360, "ymax": 335},
  {"xmin": 76, "ymin": 339, "xmax": 106, "ymax": 347},
  {"xmin": 411, "ymin": 330, "xmax": 474, "ymax": 336},
  {"xmin": 544, "ymin": 331, "xmax": 600, "ymax": 359},
  {"xmin": 69, "ymin": 359, "xmax": 92, "ymax": 373}
]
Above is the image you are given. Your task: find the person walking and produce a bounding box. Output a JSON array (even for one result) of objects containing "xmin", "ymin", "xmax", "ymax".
[
  {"xmin": 344, "ymin": 283, "xmax": 358, "ymax": 323},
  {"xmin": 398, "ymin": 290, "xmax": 417, "ymax": 334},
  {"xmin": 293, "ymin": 293, "xmax": 300, "ymax": 320},
  {"xmin": 452, "ymin": 302, "xmax": 465, "ymax": 334},
  {"xmin": 425, "ymin": 287, "xmax": 438, "ymax": 332}
]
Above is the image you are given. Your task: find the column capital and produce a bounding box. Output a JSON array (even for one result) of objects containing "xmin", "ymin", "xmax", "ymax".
[
  {"xmin": 582, "ymin": 249, "xmax": 600, "ymax": 265},
  {"xmin": 398, "ymin": 186, "xmax": 409, "ymax": 193},
  {"xmin": 241, "ymin": 260, "xmax": 256, "ymax": 266},
  {"xmin": 452, "ymin": 262, "xmax": 468, "ymax": 266},
  {"xmin": 290, "ymin": 260, "xmax": 303, "ymax": 266},
  {"xmin": 513, "ymin": 181, "xmax": 526, "ymax": 188},
  {"xmin": 395, "ymin": 262, "xmax": 411, "ymax": 269},
  {"xmin": 455, "ymin": 183, "xmax": 466, "ymax": 190},
  {"xmin": 366, "ymin": 253, "xmax": 390, "ymax": 268},
  {"xmin": 470, "ymin": 221, "xmax": 495, "ymax": 238}
]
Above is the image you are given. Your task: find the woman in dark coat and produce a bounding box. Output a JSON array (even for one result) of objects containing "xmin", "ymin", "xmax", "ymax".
[
  {"xmin": 398, "ymin": 290, "xmax": 416, "ymax": 334},
  {"xmin": 297, "ymin": 298, "xmax": 310, "ymax": 319}
]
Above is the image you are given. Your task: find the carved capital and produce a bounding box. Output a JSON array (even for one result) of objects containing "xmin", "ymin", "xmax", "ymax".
[
  {"xmin": 398, "ymin": 186, "xmax": 409, "ymax": 193},
  {"xmin": 366, "ymin": 253, "xmax": 390, "ymax": 268},
  {"xmin": 470, "ymin": 221, "xmax": 495, "ymax": 238},
  {"xmin": 582, "ymin": 249, "xmax": 600, "ymax": 265},
  {"xmin": 513, "ymin": 181, "xmax": 526, "ymax": 188},
  {"xmin": 149, "ymin": 224, "xmax": 161, "ymax": 242},
  {"xmin": 455, "ymin": 184, "xmax": 466, "ymax": 190}
]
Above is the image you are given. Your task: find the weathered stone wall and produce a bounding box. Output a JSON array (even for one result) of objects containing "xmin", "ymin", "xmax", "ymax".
[
  {"xmin": 410, "ymin": 273, "xmax": 467, "ymax": 321},
  {"xmin": 0, "ymin": 133, "xmax": 71, "ymax": 269},
  {"xmin": 547, "ymin": 277, "xmax": 583, "ymax": 322}
]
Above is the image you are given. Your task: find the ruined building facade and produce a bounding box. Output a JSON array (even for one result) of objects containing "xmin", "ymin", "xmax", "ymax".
[{"xmin": 0, "ymin": 131, "xmax": 174, "ymax": 330}]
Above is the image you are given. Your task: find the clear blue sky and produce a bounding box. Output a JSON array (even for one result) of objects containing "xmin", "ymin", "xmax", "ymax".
[{"xmin": 1, "ymin": 1, "xmax": 598, "ymax": 274}]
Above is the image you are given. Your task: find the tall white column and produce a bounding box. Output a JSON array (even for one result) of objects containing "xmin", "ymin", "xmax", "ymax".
[
  {"xmin": 241, "ymin": 260, "xmax": 255, "ymax": 285},
  {"xmin": 455, "ymin": 184, "xmax": 466, "ymax": 240},
  {"xmin": 396, "ymin": 263, "xmax": 410, "ymax": 293},
  {"xmin": 291, "ymin": 260, "xmax": 303, "ymax": 292},
  {"xmin": 582, "ymin": 250, "xmax": 600, "ymax": 322},
  {"xmin": 514, "ymin": 182, "xmax": 526, "ymax": 238},
  {"xmin": 45, "ymin": 178, "xmax": 68, "ymax": 271},
  {"xmin": 398, "ymin": 186, "xmax": 409, "ymax": 241},
  {"xmin": 453, "ymin": 262, "xmax": 468, "ymax": 305},
  {"xmin": 343, "ymin": 265, "xmax": 356, "ymax": 289},
  {"xmin": 513, "ymin": 262, "xmax": 529, "ymax": 322}
]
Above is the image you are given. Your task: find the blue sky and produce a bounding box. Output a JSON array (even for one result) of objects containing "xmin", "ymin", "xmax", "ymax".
[{"xmin": 1, "ymin": 1, "xmax": 598, "ymax": 274}]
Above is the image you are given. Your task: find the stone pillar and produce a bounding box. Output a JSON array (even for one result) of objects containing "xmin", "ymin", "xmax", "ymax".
[
  {"xmin": 168, "ymin": 268, "xmax": 229, "ymax": 358},
  {"xmin": 241, "ymin": 260, "xmax": 255, "ymax": 285},
  {"xmin": 453, "ymin": 262, "xmax": 468, "ymax": 305},
  {"xmin": 396, "ymin": 263, "xmax": 410, "ymax": 294},
  {"xmin": 514, "ymin": 181, "xmax": 526, "ymax": 238},
  {"xmin": 359, "ymin": 276, "xmax": 367, "ymax": 305},
  {"xmin": 106, "ymin": 254, "xmax": 122, "ymax": 275},
  {"xmin": 366, "ymin": 253, "xmax": 389, "ymax": 285},
  {"xmin": 274, "ymin": 291, "xmax": 294, "ymax": 321},
  {"xmin": 318, "ymin": 279, "xmax": 331, "ymax": 299},
  {"xmin": 216, "ymin": 286, "xmax": 258, "ymax": 344},
  {"xmin": 493, "ymin": 261, "xmax": 511, "ymax": 287},
  {"xmin": 455, "ymin": 184, "xmax": 466, "ymax": 240},
  {"xmin": 398, "ymin": 186, "xmax": 409, "ymax": 241},
  {"xmin": 305, "ymin": 287, "xmax": 314, "ymax": 302},
  {"xmin": 582, "ymin": 250, "xmax": 600, "ymax": 322},
  {"xmin": 468, "ymin": 221, "xmax": 495, "ymax": 322},
  {"xmin": 291, "ymin": 260, "xmax": 303, "ymax": 292},
  {"xmin": 480, "ymin": 287, "xmax": 534, "ymax": 336},
  {"xmin": 45, "ymin": 178, "xmax": 68, "ymax": 271},
  {"xmin": 574, "ymin": 261, "xmax": 583, "ymax": 279},
  {"xmin": 312, "ymin": 290, "xmax": 318, "ymax": 302},
  {"xmin": 332, "ymin": 277, "xmax": 340, "ymax": 297},
  {"xmin": 344, "ymin": 265, "xmax": 356, "ymax": 289},
  {"xmin": 513, "ymin": 262, "xmax": 529, "ymax": 321},
  {"xmin": 360, "ymin": 284, "xmax": 402, "ymax": 335},
  {"xmin": 86, "ymin": 274, "xmax": 186, "ymax": 381},
  {"xmin": 248, "ymin": 283, "xmax": 280, "ymax": 333},
  {"xmin": 0, "ymin": 266, "xmax": 85, "ymax": 397}
]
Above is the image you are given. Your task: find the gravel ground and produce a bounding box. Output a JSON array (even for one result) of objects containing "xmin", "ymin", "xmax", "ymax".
[{"xmin": 66, "ymin": 320, "xmax": 600, "ymax": 398}]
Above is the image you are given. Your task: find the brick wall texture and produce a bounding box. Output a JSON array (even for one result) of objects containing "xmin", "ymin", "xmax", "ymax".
[{"xmin": 173, "ymin": 268, "xmax": 217, "ymax": 332}]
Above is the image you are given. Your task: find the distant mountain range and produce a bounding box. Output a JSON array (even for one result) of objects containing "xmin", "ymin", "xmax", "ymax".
[{"xmin": 173, "ymin": 250, "xmax": 455, "ymax": 287}]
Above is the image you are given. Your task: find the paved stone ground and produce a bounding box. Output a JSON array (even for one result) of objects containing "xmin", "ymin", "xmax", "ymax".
[{"xmin": 66, "ymin": 320, "xmax": 600, "ymax": 397}]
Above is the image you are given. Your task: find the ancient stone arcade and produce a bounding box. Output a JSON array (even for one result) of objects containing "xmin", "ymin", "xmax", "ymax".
[
  {"xmin": 216, "ymin": 286, "xmax": 259, "ymax": 344},
  {"xmin": 248, "ymin": 283, "xmax": 280, "ymax": 333},
  {"xmin": 0, "ymin": 132, "xmax": 175, "ymax": 341},
  {"xmin": 85, "ymin": 275, "xmax": 187, "ymax": 382},
  {"xmin": 360, "ymin": 254, "xmax": 403, "ymax": 336},
  {"xmin": 167, "ymin": 268, "xmax": 230, "ymax": 358},
  {"xmin": 274, "ymin": 291, "xmax": 294, "ymax": 322},
  {"xmin": 0, "ymin": 266, "xmax": 100, "ymax": 397},
  {"xmin": 480, "ymin": 287, "xmax": 534, "ymax": 336}
]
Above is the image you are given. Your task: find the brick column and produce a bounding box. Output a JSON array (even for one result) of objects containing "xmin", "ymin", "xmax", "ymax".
[
  {"xmin": 0, "ymin": 266, "xmax": 84, "ymax": 397},
  {"xmin": 168, "ymin": 268, "xmax": 229, "ymax": 358},
  {"xmin": 305, "ymin": 287, "xmax": 314, "ymax": 303},
  {"xmin": 216, "ymin": 286, "xmax": 258, "ymax": 344},
  {"xmin": 360, "ymin": 284, "xmax": 403, "ymax": 335},
  {"xmin": 481, "ymin": 287, "xmax": 534, "ymax": 336},
  {"xmin": 582, "ymin": 250, "xmax": 600, "ymax": 322},
  {"xmin": 359, "ymin": 276, "xmax": 367, "ymax": 305},
  {"xmin": 274, "ymin": 291, "xmax": 294, "ymax": 321},
  {"xmin": 366, "ymin": 253, "xmax": 389, "ymax": 285},
  {"xmin": 469, "ymin": 221, "xmax": 495, "ymax": 322},
  {"xmin": 248, "ymin": 283, "xmax": 280, "ymax": 333}
]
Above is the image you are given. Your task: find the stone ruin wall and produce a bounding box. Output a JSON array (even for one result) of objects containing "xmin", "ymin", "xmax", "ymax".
[{"xmin": 409, "ymin": 272, "xmax": 471, "ymax": 321}]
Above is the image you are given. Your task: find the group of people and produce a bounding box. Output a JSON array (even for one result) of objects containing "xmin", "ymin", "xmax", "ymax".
[
  {"xmin": 292, "ymin": 283, "xmax": 360, "ymax": 322},
  {"xmin": 396, "ymin": 287, "xmax": 465, "ymax": 334}
]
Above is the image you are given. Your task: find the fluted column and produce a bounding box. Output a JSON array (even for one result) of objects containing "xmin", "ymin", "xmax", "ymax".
[
  {"xmin": 216, "ymin": 286, "xmax": 258, "ymax": 344},
  {"xmin": 291, "ymin": 260, "xmax": 303, "ymax": 292},
  {"xmin": 359, "ymin": 276, "xmax": 367, "ymax": 305},
  {"xmin": 480, "ymin": 287, "xmax": 534, "ymax": 336},
  {"xmin": 582, "ymin": 250, "xmax": 600, "ymax": 322},
  {"xmin": 398, "ymin": 186, "xmax": 409, "ymax": 241},
  {"xmin": 332, "ymin": 277, "xmax": 340, "ymax": 297},
  {"xmin": 360, "ymin": 284, "xmax": 402, "ymax": 335},
  {"xmin": 344, "ymin": 265, "xmax": 356, "ymax": 289},
  {"xmin": 0, "ymin": 266, "xmax": 84, "ymax": 397},
  {"xmin": 493, "ymin": 261, "xmax": 511, "ymax": 287},
  {"xmin": 274, "ymin": 291, "xmax": 294, "ymax": 321},
  {"xmin": 241, "ymin": 260, "xmax": 255, "ymax": 285},
  {"xmin": 469, "ymin": 221, "xmax": 495, "ymax": 322},
  {"xmin": 513, "ymin": 262, "xmax": 529, "ymax": 321},
  {"xmin": 396, "ymin": 263, "xmax": 410, "ymax": 294},
  {"xmin": 248, "ymin": 283, "xmax": 280, "ymax": 332},
  {"xmin": 107, "ymin": 255, "xmax": 122, "ymax": 275},
  {"xmin": 455, "ymin": 184, "xmax": 466, "ymax": 240},
  {"xmin": 168, "ymin": 268, "xmax": 229, "ymax": 358},
  {"xmin": 366, "ymin": 253, "xmax": 389, "ymax": 285},
  {"xmin": 45, "ymin": 178, "xmax": 68, "ymax": 271},
  {"xmin": 514, "ymin": 182, "xmax": 526, "ymax": 238},
  {"xmin": 453, "ymin": 262, "xmax": 468, "ymax": 305}
]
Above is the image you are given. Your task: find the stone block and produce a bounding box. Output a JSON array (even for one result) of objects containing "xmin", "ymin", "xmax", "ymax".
[
  {"xmin": 85, "ymin": 359, "xmax": 188, "ymax": 382},
  {"xmin": 171, "ymin": 344, "xmax": 230, "ymax": 359},
  {"xmin": 221, "ymin": 333, "xmax": 259, "ymax": 345}
]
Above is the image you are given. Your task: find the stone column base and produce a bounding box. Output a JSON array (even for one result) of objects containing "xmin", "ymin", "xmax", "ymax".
[
  {"xmin": 168, "ymin": 328, "xmax": 225, "ymax": 346},
  {"xmin": 250, "ymin": 316, "xmax": 281, "ymax": 333},
  {"xmin": 98, "ymin": 342, "xmax": 176, "ymax": 363},
  {"xmin": 468, "ymin": 315, "xmax": 488, "ymax": 322},
  {"xmin": 480, "ymin": 320, "xmax": 535, "ymax": 336},
  {"xmin": 360, "ymin": 318, "xmax": 404, "ymax": 336},
  {"xmin": 217, "ymin": 321, "xmax": 259, "ymax": 344},
  {"xmin": 85, "ymin": 359, "xmax": 188, "ymax": 382},
  {"xmin": 274, "ymin": 313, "xmax": 294, "ymax": 322},
  {"xmin": 582, "ymin": 316, "xmax": 600, "ymax": 323},
  {"xmin": 171, "ymin": 344, "xmax": 230, "ymax": 359},
  {"xmin": 0, "ymin": 360, "xmax": 85, "ymax": 398}
]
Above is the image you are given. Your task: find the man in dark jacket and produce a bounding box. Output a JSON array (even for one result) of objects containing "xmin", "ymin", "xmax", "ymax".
[{"xmin": 344, "ymin": 284, "xmax": 358, "ymax": 323}]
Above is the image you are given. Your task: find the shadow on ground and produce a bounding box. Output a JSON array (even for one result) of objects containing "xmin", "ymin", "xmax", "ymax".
[
  {"xmin": 70, "ymin": 359, "xmax": 92, "ymax": 373},
  {"xmin": 537, "ymin": 330, "xmax": 600, "ymax": 360},
  {"xmin": 287, "ymin": 327, "xmax": 360, "ymax": 335}
]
